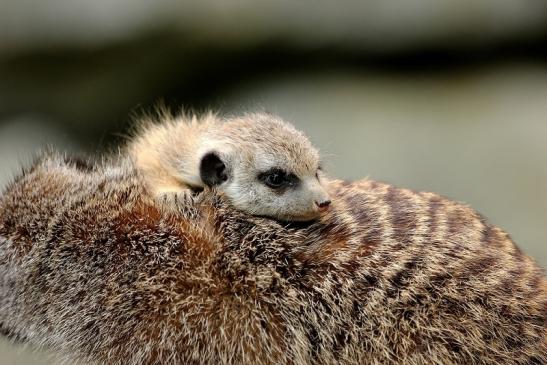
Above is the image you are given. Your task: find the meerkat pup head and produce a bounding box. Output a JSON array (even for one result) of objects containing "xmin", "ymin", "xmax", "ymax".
[{"xmin": 198, "ymin": 113, "xmax": 331, "ymax": 221}]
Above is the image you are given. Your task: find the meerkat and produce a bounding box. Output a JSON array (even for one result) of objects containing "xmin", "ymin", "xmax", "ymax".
[
  {"xmin": 127, "ymin": 112, "xmax": 331, "ymax": 222},
  {"xmin": 0, "ymin": 154, "xmax": 545, "ymax": 365}
]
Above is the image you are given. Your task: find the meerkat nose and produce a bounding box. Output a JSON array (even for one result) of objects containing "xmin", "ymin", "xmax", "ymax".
[{"xmin": 316, "ymin": 199, "xmax": 331, "ymax": 209}]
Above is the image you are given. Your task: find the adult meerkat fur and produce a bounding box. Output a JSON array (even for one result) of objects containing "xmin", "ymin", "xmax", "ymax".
[
  {"xmin": 0, "ymin": 155, "xmax": 545, "ymax": 365},
  {"xmin": 128, "ymin": 111, "xmax": 331, "ymax": 222}
]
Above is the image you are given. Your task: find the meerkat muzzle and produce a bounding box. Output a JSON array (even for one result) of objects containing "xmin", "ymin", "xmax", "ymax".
[{"xmin": 316, "ymin": 199, "xmax": 331, "ymax": 209}]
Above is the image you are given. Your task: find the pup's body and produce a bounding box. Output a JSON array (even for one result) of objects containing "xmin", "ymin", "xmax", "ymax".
[{"xmin": 128, "ymin": 112, "xmax": 330, "ymax": 221}]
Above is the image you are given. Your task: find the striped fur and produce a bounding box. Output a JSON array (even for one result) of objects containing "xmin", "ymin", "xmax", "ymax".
[{"xmin": 0, "ymin": 154, "xmax": 545, "ymax": 364}]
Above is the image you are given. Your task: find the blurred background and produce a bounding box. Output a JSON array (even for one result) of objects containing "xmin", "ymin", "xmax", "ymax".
[{"xmin": 1, "ymin": 1, "xmax": 546, "ymax": 363}]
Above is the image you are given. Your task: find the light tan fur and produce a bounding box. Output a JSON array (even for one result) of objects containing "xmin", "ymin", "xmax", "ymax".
[{"xmin": 128, "ymin": 112, "xmax": 330, "ymax": 221}]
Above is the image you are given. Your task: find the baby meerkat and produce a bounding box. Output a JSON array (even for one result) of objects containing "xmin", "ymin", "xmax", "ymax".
[{"xmin": 128, "ymin": 112, "xmax": 331, "ymax": 221}]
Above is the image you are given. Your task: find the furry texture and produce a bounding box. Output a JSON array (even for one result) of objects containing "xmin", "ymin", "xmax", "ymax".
[
  {"xmin": 0, "ymin": 154, "xmax": 545, "ymax": 365},
  {"xmin": 128, "ymin": 112, "xmax": 330, "ymax": 221}
]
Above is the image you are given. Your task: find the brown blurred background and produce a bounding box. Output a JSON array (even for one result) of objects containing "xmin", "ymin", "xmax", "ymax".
[{"xmin": 1, "ymin": 1, "xmax": 546, "ymax": 363}]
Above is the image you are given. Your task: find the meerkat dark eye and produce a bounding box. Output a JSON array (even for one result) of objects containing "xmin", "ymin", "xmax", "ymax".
[
  {"xmin": 263, "ymin": 170, "xmax": 287, "ymax": 188},
  {"xmin": 259, "ymin": 169, "xmax": 298, "ymax": 189}
]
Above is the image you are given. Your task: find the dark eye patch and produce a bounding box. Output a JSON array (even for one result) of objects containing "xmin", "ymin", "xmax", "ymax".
[{"xmin": 258, "ymin": 168, "xmax": 299, "ymax": 190}]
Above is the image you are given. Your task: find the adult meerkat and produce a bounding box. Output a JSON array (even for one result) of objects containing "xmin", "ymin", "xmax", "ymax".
[
  {"xmin": 128, "ymin": 112, "xmax": 331, "ymax": 222},
  {"xmin": 0, "ymin": 155, "xmax": 545, "ymax": 365}
]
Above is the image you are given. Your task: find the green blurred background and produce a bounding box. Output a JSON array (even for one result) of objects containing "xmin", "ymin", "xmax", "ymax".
[{"xmin": 1, "ymin": 1, "xmax": 546, "ymax": 363}]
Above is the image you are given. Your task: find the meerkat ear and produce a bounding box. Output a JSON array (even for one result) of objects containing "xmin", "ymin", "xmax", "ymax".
[{"xmin": 199, "ymin": 151, "xmax": 229, "ymax": 186}]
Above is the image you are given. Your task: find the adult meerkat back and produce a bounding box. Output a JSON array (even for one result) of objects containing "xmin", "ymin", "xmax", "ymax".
[{"xmin": 0, "ymin": 156, "xmax": 545, "ymax": 365}]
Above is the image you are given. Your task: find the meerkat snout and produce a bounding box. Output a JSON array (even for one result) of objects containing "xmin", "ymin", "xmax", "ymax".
[
  {"xmin": 316, "ymin": 199, "xmax": 331, "ymax": 209},
  {"xmin": 305, "ymin": 177, "xmax": 331, "ymax": 213},
  {"xmin": 313, "ymin": 183, "xmax": 331, "ymax": 214}
]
